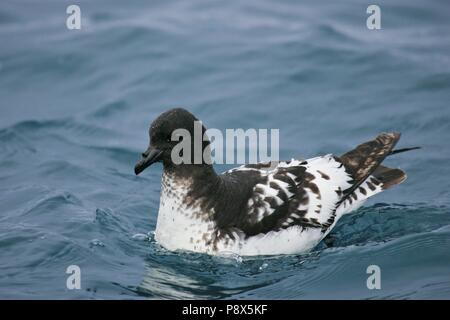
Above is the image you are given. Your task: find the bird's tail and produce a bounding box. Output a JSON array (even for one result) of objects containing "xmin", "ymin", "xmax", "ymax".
[
  {"xmin": 374, "ymin": 146, "xmax": 420, "ymax": 190},
  {"xmin": 371, "ymin": 165, "xmax": 407, "ymax": 190},
  {"xmin": 337, "ymin": 133, "xmax": 421, "ymax": 204}
]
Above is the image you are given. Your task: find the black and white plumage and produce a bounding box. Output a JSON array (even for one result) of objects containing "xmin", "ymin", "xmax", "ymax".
[{"xmin": 134, "ymin": 108, "xmax": 415, "ymax": 256}]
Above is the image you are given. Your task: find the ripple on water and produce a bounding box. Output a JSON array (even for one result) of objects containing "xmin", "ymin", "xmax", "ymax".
[
  {"xmin": 1, "ymin": 0, "xmax": 449, "ymax": 300},
  {"xmin": 130, "ymin": 204, "xmax": 450, "ymax": 299}
]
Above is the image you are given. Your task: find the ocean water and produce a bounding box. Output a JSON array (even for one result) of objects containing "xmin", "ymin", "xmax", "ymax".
[{"xmin": 1, "ymin": 0, "xmax": 450, "ymax": 299}]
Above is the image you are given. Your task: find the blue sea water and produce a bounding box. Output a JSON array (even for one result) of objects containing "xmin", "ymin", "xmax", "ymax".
[{"xmin": 1, "ymin": 0, "xmax": 450, "ymax": 299}]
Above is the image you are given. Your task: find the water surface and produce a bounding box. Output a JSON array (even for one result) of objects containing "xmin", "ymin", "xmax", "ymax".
[{"xmin": 0, "ymin": 0, "xmax": 449, "ymax": 299}]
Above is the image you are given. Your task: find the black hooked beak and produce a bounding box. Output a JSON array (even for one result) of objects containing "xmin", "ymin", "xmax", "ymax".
[{"xmin": 134, "ymin": 147, "xmax": 163, "ymax": 175}]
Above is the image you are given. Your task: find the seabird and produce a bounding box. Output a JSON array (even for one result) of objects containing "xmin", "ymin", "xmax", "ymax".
[{"xmin": 134, "ymin": 108, "xmax": 418, "ymax": 256}]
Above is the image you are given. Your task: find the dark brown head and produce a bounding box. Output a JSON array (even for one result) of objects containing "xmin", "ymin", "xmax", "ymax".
[{"xmin": 134, "ymin": 108, "xmax": 210, "ymax": 175}]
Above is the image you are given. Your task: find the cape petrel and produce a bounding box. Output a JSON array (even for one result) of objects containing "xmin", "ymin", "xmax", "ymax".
[{"xmin": 134, "ymin": 108, "xmax": 418, "ymax": 256}]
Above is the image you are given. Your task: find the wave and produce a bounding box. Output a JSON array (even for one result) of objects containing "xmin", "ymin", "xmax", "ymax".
[{"xmin": 132, "ymin": 203, "xmax": 450, "ymax": 299}]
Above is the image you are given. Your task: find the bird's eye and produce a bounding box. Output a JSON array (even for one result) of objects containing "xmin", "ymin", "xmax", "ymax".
[{"xmin": 166, "ymin": 136, "xmax": 172, "ymax": 143}]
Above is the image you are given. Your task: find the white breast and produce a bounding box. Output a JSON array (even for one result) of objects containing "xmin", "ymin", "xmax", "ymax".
[{"xmin": 154, "ymin": 172, "xmax": 217, "ymax": 254}]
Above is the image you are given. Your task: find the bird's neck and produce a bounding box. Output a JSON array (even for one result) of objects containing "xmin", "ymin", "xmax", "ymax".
[
  {"xmin": 162, "ymin": 163, "xmax": 218, "ymax": 184},
  {"xmin": 158, "ymin": 163, "xmax": 220, "ymax": 230},
  {"xmin": 161, "ymin": 163, "xmax": 221, "ymax": 209}
]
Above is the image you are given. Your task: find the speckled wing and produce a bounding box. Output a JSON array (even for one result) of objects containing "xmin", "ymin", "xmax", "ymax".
[
  {"xmin": 223, "ymin": 132, "xmax": 404, "ymax": 237},
  {"xmin": 226, "ymin": 156, "xmax": 354, "ymax": 237}
]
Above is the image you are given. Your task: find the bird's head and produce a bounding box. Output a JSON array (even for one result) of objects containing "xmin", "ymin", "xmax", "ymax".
[{"xmin": 134, "ymin": 108, "xmax": 210, "ymax": 175}]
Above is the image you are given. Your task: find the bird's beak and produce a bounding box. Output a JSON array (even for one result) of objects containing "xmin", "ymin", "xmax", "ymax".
[{"xmin": 134, "ymin": 147, "xmax": 163, "ymax": 175}]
